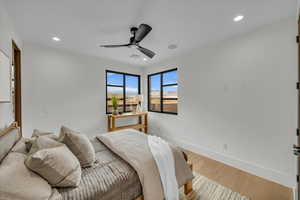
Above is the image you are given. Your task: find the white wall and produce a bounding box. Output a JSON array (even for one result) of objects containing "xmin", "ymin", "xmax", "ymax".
[
  {"xmin": 144, "ymin": 18, "xmax": 297, "ymax": 188},
  {"xmin": 0, "ymin": 2, "xmax": 22, "ymax": 130},
  {"xmin": 22, "ymin": 43, "xmax": 143, "ymax": 137},
  {"xmin": 2, "ymin": 2, "xmax": 296, "ymax": 189}
]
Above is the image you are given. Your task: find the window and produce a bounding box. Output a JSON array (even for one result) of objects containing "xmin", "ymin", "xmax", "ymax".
[
  {"xmin": 106, "ymin": 70, "xmax": 140, "ymax": 114},
  {"xmin": 148, "ymin": 68, "xmax": 178, "ymax": 114}
]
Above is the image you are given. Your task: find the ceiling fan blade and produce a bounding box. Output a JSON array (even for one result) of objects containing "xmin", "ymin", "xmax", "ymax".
[
  {"xmin": 100, "ymin": 44, "xmax": 130, "ymax": 48},
  {"xmin": 134, "ymin": 24, "xmax": 152, "ymax": 43},
  {"xmin": 137, "ymin": 46, "xmax": 155, "ymax": 58}
]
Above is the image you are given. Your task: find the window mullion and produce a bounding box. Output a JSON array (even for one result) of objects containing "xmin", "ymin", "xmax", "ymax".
[
  {"xmin": 107, "ymin": 84, "xmax": 123, "ymax": 87},
  {"xmin": 160, "ymin": 73, "xmax": 163, "ymax": 112},
  {"xmin": 147, "ymin": 75, "xmax": 150, "ymax": 112},
  {"xmin": 123, "ymin": 74, "xmax": 126, "ymax": 113},
  {"xmin": 106, "ymin": 71, "xmax": 108, "ymax": 114},
  {"xmin": 162, "ymin": 83, "xmax": 177, "ymax": 87},
  {"xmin": 106, "ymin": 70, "xmax": 140, "ymax": 114},
  {"xmin": 147, "ymin": 68, "xmax": 178, "ymax": 114}
]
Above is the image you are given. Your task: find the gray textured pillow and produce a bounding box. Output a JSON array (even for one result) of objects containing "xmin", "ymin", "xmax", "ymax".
[
  {"xmin": 25, "ymin": 144, "xmax": 82, "ymax": 188},
  {"xmin": 0, "ymin": 152, "xmax": 61, "ymax": 200},
  {"xmin": 59, "ymin": 126, "xmax": 95, "ymax": 168}
]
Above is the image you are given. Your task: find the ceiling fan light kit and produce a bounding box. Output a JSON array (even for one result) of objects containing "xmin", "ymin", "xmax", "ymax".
[{"xmin": 100, "ymin": 24, "xmax": 156, "ymax": 59}]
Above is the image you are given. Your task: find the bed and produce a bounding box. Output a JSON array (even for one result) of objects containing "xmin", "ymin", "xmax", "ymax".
[
  {"xmin": 58, "ymin": 137, "xmax": 143, "ymax": 200},
  {"xmin": 0, "ymin": 122, "xmax": 193, "ymax": 200}
]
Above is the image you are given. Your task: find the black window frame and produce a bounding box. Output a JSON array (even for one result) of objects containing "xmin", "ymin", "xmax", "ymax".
[
  {"xmin": 106, "ymin": 70, "xmax": 141, "ymax": 114},
  {"xmin": 147, "ymin": 68, "xmax": 178, "ymax": 115}
]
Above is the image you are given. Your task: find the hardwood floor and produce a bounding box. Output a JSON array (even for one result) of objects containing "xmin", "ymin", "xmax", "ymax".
[{"xmin": 182, "ymin": 149, "xmax": 293, "ymax": 200}]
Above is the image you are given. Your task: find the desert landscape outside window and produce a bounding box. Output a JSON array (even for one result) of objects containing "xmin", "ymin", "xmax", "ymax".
[
  {"xmin": 106, "ymin": 70, "xmax": 140, "ymax": 114},
  {"xmin": 148, "ymin": 68, "xmax": 178, "ymax": 114}
]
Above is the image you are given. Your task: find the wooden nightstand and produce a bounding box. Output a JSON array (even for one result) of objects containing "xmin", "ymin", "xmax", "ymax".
[{"xmin": 107, "ymin": 112, "xmax": 148, "ymax": 134}]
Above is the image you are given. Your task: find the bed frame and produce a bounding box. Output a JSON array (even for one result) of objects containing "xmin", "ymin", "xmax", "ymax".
[
  {"xmin": 1, "ymin": 122, "xmax": 193, "ymax": 200},
  {"xmin": 0, "ymin": 122, "xmax": 19, "ymax": 137}
]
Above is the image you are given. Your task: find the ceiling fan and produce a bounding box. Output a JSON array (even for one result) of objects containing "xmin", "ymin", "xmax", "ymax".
[{"xmin": 100, "ymin": 24, "xmax": 155, "ymax": 59}]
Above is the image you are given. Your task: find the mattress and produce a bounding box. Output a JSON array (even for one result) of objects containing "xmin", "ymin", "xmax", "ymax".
[{"xmin": 57, "ymin": 137, "xmax": 142, "ymax": 200}]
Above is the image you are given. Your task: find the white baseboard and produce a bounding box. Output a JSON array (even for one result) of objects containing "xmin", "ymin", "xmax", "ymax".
[{"xmin": 163, "ymin": 136, "xmax": 295, "ymax": 188}]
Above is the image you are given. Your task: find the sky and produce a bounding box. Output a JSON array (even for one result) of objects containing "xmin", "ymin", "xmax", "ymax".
[
  {"xmin": 150, "ymin": 71, "xmax": 178, "ymax": 93},
  {"xmin": 107, "ymin": 70, "xmax": 178, "ymax": 96},
  {"xmin": 107, "ymin": 72, "xmax": 139, "ymax": 95}
]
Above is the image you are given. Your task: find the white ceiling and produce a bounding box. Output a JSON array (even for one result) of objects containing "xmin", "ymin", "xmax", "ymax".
[{"xmin": 3, "ymin": 0, "xmax": 296, "ymax": 66}]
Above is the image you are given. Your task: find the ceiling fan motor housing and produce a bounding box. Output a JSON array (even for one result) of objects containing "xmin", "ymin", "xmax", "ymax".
[{"xmin": 130, "ymin": 27, "xmax": 138, "ymax": 35}]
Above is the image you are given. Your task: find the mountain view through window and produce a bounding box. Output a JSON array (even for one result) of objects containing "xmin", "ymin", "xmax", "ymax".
[
  {"xmin": 106, "ymin": 71, "xmax": 140, "ymax": 113},
  {"xmin": 148, "ymin": 69, "xmax": 178, "ymax": 114}
]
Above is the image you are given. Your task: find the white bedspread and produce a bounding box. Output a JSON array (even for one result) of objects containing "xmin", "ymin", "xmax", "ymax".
[{"xmin": 148, "ymin": 135, "xmax": 179, "ymax": 200}]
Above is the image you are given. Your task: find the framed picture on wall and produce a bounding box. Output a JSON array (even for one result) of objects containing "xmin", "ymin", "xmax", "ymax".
[{"xmin": 0, "ymin": 49, "xmax": 11, "ymax": 103}]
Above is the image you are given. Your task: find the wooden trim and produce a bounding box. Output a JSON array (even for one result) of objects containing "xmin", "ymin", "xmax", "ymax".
[{"xmin": 12, "ymin": 41, "xmax": 22, "ymax": 133}]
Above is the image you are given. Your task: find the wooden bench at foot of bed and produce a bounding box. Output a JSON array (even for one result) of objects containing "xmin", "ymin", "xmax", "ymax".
[{"xmin": 134, "ymin": 162, "xmax": 194, "ymax": 200}]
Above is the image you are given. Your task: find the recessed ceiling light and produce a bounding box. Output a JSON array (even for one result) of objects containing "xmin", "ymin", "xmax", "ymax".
[
  {"xmin": 234, "ymin": 15, "xmax": 244, "ymax": 22},
  {"xmin": 52, "ymin": 37, "xmax": 61, "ymax": 42},
  {"xmin": 168, "ymin": 44, "xmax": 178, "ymax": 50},
  {"xmin": 143, "ymin": 58, "xmax": 147, "ymax": 61}
]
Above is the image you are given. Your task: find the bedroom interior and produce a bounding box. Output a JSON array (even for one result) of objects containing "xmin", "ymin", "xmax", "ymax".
[{"xmin": 0, "ymin": 0, "xmax": 299, "ymax": 200}]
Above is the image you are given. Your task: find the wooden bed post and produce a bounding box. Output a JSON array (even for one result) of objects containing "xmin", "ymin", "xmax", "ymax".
[
  {"xmin": 184, "ymin": 162, "xmax": 193, "ymax": 195},
  {"xmin": 135, "ymin": 196, "xmax": 143, "ymax": 200}
]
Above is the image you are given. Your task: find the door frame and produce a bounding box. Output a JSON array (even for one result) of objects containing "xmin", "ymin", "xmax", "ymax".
[{"xmin": 12, "ymin": 41, "xmax": 22, "ymax": 132}]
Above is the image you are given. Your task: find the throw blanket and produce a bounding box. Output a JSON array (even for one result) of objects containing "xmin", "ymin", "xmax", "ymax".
[
  {"xmin": 148, "ymin": 135, "xmax": 179, "ymax": 200},
  {"xmin": 97, "ymin": 129, "xmax": 193, "ymax": 200}
]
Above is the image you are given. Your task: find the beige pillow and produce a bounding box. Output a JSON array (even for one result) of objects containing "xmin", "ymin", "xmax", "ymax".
[
  {"xmin": 25, "ymin": 130, "xmax": 59, "ymax": 152},
  {"xmin": 25, "ymin": 144, "xmax": 82, "ymax": 188},
  {"xmin": 60, "ymin": 126, "xmax": 95, "ymax": 168},
  {"xmin": 28, "ymin": 136, "xmax": 62, "ymax": 154},
  {"xmin": 32, "ymin": 129, "xmax": 59, "ymax": 139},
  {"xmin": 0, "ymin": 152, "xmax": 61, "ymax": 200}
]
